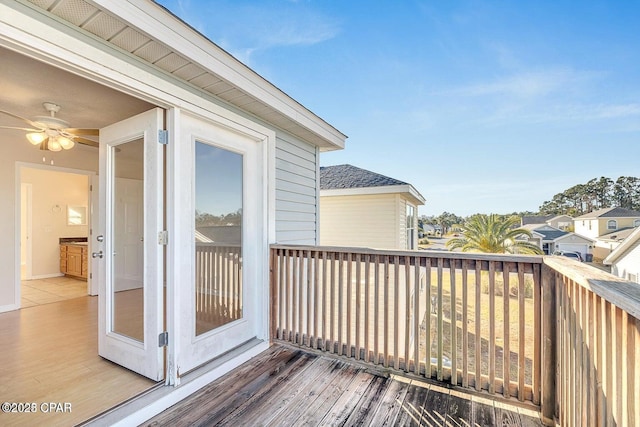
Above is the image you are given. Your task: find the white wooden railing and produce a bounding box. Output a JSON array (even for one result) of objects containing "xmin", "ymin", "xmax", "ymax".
[
  {"xmin": 270, "ymin": 245, "xmax": 640, "ymax": 426},
  {"xmin": 195, "ymin": 243, "xmax": 242, "ymax": 330}
]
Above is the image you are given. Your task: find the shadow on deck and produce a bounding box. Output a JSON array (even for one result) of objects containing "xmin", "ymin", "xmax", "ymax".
[{"xmin": 144, "ymin": 344, "xmax": 543, "ymax": 426}]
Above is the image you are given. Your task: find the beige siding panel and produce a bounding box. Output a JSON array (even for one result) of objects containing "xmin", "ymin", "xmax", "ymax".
[
  {"xmin": 275, "ymin": 135, "xmax": 318, "ymax": 244},
  {"xmin": 320, "ymin": 194, "xmax": 400, "ymax": 249}
]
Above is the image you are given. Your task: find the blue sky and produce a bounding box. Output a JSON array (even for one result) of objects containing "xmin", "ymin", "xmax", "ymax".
[{"xmin": 156, "ymin": 0, "xmax": 640, "ymax": 217}]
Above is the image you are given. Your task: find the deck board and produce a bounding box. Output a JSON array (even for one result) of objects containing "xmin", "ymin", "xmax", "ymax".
[
  {"xmin": 143, "ymin": 344, "xmax": 544, "ymax": 427},
  {"xmin": 393, "ymin": 379, "xmax": 432, "ymax": 426}
]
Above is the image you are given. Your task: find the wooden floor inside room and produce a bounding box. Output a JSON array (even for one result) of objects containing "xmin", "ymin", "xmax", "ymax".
[
  {"xmin": 0, "ymin": 296, "xmax": 157, "ymax": 427},
  {"xmin": 144, "ymin": 344, "xmax": 543, "ymax": 427}
]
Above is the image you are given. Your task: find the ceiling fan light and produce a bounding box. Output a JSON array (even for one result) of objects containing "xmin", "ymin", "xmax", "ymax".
[
  {"xmin": 26, "ymin": 132, "xmax": 46, "ymax": 145},
  {"xmin": 58, "ymin": 136, "xmax": 75, "ymax": 149},
  {"xmin": 47, "ymin": 137, "xmax": 62, "ymax": 152}
]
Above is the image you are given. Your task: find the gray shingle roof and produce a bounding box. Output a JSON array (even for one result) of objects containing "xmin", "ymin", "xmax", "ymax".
[
  {"xmin": 575, "ymin": 207, "xmax": 640, "ymax": 219},
  {"xmin": 522, "ymin": 215, "xmax": 554, "ymax": 225},
  {"xmin": 320, "ymin": 164, "xmax": 408, "ymax": 190},
  {"xmin": 535, "ymin": 229, "xmax": 569, "ymax": 241}
]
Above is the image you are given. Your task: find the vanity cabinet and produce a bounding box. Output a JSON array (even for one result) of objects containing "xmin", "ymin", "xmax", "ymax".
[{"xmin": 60, "ymin": 244, "xmax": 88, "ymax": 279}]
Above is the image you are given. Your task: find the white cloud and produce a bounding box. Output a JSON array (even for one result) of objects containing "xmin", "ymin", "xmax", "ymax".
[{"xmin": 444, "ymin": 68, "xmax": 596, "ymax": 99}]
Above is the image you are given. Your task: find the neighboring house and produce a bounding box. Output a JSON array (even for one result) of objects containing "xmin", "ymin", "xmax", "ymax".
[
  {"xmin": 547, "ymin": 214, "xmax": 573, "ymax": 231},
  {"xmin": 0, "ymin": 0, "xmax": 345, "ymax": 424},
  {"xmin": 422, "ymin": 223, "xmax": 440, "ymax": 236},
  {"xmin": 319, "ymin": 164, "xmax": 426, "ymax": 250},
  {"xmin": 593, "ymin": 227, "xmax": 638, "ymax": 262},
  {"xmin": 521, "ymin": 214, "xmax": 573, "ymax": 230},
  {"xmin": 603, "ymin": 227, "xmax": 640, "ymax": 283},
  {"xmin": 574, "ymin": 207, "xmax": 640, "ymax": 240},
  {"xmin": 519, "ymin": 224, "xmax": 593, "ymax": 259}
]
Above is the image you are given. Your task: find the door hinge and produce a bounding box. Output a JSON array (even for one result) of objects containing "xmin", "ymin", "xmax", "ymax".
[
  {"xmin": 158, "ymin": 331, "xmax": 169, "ymax": 347},
  {"xmin": 158, "ymin": 230, "xmax": 168, "ymax": 245},
  {"xmin": 158, "ymin": 129, "xmax": 168, "ymax": 145}
]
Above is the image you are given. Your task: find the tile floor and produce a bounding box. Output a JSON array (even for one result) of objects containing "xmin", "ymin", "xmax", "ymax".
[{"xmin": 21, "ymin": 276, "xmax": 88, "ymax": 308}]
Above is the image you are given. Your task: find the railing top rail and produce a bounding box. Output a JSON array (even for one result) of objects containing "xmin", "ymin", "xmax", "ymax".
[
  {"xmin": 544, "ymin": 256, "xmax": 640, "ymax": 319},
  {"xmin": 270, "ymin": 244, "xmax": 544, "ymax": 264}
]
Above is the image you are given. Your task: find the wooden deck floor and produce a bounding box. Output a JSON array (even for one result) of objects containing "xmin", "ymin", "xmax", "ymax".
[{"xmin": 144, "ymin": 344, "xmax": 543, "ymax": 427}]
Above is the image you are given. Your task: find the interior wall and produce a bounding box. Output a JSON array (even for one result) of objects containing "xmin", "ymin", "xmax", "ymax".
[
  {"xmin": 21, "ymin": 167, "xmax": 90, "ymax": 278},
  {"xmin": 0, "ymin": 133, "xmax": 98, "ymax": 310}
]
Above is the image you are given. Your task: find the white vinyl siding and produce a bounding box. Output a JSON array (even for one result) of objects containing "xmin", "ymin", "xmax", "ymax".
[
  {"xmin": 274, "ymin": 135, "xmax": 318, "ymax": 244},
  {"xmin": 320, "ymin": 194, "xmax": 400, "ymax": 249},
  {"xmin": 611, "ymin": 240, "xmax": 640, "ymax": 283}
]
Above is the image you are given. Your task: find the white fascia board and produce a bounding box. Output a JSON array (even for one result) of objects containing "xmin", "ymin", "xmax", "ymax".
[
  {"xmin": 603, "ymin": 227, "xmax": 640, "ymax": 265},
  {"xmin": 321, "ymin": 184, "xmax": 426, "ymax": 206},
  {"xmin": 89, "ymin": 0, "xmax": 347, "ymax": 149},
  {"xmin": 0, "ymin": 1, "xmax": 275, "ymax": 144}
]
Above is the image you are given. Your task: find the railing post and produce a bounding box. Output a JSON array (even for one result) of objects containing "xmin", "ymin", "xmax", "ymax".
[
  {"xmin": 269, "ymin": 248, "xmax": 277, "ymax": 343},
  {"xmin": 541, "ymin": 263, "xmax": 557, "ymax": 426}
]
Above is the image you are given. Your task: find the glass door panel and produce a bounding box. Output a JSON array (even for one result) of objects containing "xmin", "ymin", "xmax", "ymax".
[
  {"xmin": 194, "ymin": 142, "xmax": 243, "ymax": 336},
  {"xmin": 111, "ymin": 138, "xmax": 144, "ymax": 342}
]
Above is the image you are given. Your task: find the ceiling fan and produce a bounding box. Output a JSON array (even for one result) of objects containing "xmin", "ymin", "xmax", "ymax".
[{"xmin": 0, "ymin": 102, "xmax": 99, "ymax": 151}]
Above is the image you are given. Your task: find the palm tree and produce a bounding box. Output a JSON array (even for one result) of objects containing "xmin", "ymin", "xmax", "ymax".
[{"xmin": 446, "ymin": 214, "xmax": 543, "ymax": 255}]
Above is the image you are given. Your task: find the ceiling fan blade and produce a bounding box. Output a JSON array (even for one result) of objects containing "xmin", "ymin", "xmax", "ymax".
[
  {"xmin": 64, "ymin": 128, "xmax": 99, "ymax": 136},
  {"xmin": 0, "ymin": 125, "xmax": 42, "ymax": 132},
  {"xmin": 0, "ymin": 109, "xmax": 45, "ymax": 130},
  {"xmin": 75, "ymin": 137, "xmax": 99, "ymax": 148}
]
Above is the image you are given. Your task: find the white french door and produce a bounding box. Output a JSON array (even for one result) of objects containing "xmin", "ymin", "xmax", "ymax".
[
  {"xmin": 97, "ymin": 108, "xmax": 165, "ymax": 381},
  {"xmin": 176, "ymin": 113, "xmax": 265, "ymax": 374}
]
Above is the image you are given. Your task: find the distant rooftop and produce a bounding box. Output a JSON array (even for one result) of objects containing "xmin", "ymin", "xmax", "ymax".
[
  {"xmin": 521, "ymin": 224, "xmax": 569, "ymax": 241},
  {"xmin": 320, "ymin": 164, "xmax": 408, "ymax": 190},
  {"xmin": 522, "ymin": 215, "xmax": 554, "ymax": 225},
  {"xmin": 575, "ymin": 207, "xmax": 640, "ymax": 219},
  {"xmin": 320, "ymin": 164, "xmax": 425, "ymax": 205}
]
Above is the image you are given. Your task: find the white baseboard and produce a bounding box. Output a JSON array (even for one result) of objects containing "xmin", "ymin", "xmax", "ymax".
[{"xmin": 0, "ymin": 303, "xmax": 20, "ymax": 314}]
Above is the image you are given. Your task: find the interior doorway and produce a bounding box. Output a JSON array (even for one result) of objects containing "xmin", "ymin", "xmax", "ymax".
[{"xmin": 19, "ymin": 164, "xmax": 93, "ymax": 308}]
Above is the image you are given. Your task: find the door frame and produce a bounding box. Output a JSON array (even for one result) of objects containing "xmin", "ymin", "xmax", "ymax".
[
  {"xmin": 15, "ymin": 162, "xmax": 95, "ymax": 308},
  {"xmin": 20, "ymin": 182, "xmax": 32, "ymax": 281},
  {"xmin": 165, "ymin": 108, "xmax": 275, "ymax": 385},
  {"xmin": 97, "ymin": 108, "xmax": 165, "ymax": 382}
]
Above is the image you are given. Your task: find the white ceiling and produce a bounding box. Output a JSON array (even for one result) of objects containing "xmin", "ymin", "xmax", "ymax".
[{"xmin": 0, "ymin": 46, "xmax": 153, "ymax": 131}]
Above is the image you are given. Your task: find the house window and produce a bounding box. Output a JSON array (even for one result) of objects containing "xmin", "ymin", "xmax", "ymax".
[
  {"xmin": 406, "ymin": 205, "xmax": 415, "ymax": 250},
  {"xmin": 607, "ymin": 219, "xmax": 617, "ymax": 230}
]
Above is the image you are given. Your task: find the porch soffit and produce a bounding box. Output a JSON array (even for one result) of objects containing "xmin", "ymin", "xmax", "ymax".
[{"xmin": 23, "ymin": 0, "xmax": 346, "ymax": 151}]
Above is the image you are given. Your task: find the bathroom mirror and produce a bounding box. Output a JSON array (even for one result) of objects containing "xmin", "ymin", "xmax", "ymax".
[{"xmin": 68, "ymin": 205, "xmax": 87, "ymax": 226}]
